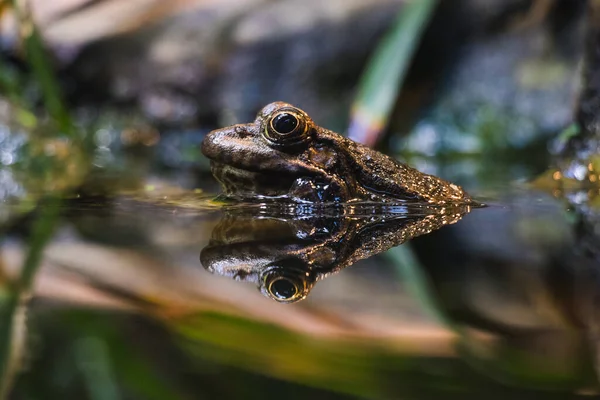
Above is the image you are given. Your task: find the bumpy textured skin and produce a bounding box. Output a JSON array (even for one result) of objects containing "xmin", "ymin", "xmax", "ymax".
[
  {"xmin": 200, "ymin": 204, "xmax": 471, "ymax": 303},
  {"xmin": 201, "ymin": 102, "xmax": 471, "ymax": 204}
]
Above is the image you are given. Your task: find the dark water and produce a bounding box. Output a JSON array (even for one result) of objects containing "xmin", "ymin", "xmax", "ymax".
[{"xmin": 2, "ymin": 181, "xmax": 599, "ymax": 399}]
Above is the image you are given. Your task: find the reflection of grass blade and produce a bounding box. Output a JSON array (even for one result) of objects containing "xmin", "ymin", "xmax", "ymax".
[
  {"xmin": 349, "ymin": 0, "xmax": 437, "ymax": 146},
  {"xmin": 386, "ymin": 244, "xmax": 451, "ymax": 326},
  {"xmin": 17, "ymin": 197, "xmax": 61, "ymax": 291},
  {"xmin": 0, "ymin": 197, "xmax": 61, "ymax": 398}
]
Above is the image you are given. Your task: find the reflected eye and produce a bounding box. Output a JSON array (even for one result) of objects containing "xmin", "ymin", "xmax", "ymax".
[
  {"xmin": 268, "ymin": 277, "xmax": 298, "ymax": 300},
  {"xmin": 260, "ymin": 264, "xmax": 314, "ymax": 303},
  {"xmin": 263, "ymin": 107, "xmax": 312, "ymax": 149}
]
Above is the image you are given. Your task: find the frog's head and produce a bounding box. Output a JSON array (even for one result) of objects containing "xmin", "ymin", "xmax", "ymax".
[
  {"xmin": 200, "ymin": 244, "xmax": 318, "ymax": 304},
  {"xmin": 201, "ymin": 102, "xmax": 349, "ymax": 202}
]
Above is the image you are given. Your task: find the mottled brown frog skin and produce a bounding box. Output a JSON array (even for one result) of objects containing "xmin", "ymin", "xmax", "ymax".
[
  {"xmin": 201, "ymin": 206, "xmax": 471, "ymax": 303},
  {"xmin": 201, "ymin": 102, "xmax": 471, "ymax": 204}
]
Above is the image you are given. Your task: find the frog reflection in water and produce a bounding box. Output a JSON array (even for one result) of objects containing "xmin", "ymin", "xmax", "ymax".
[
  {"xmin": 201, "ymin": 102, "xmax": 471, "ymax": 204},
  {"xmin": 200, "ymin": 205, "xmax": 471, "ymax": 303}
]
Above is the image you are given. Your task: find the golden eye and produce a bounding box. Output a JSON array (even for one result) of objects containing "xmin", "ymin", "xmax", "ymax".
[
  {"xmin": 267, "ymin": 276, "xmax": 299, "ymax": 301},
  {"xmin": 263, "ymin": 107, "xmax": 312, "ymax": 149},
  {"xmin": 271, "ymin": 113, "xmax": 299, "ymax": 135},
  {"xmin": 260, "ymin": 265, "xmax": 313, "ymax": 303}
]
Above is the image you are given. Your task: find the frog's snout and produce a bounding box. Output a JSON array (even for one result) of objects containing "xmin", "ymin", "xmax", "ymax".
[{"xmin": 200, "ymin": 128, "xmax": 222, "ymax": 161}]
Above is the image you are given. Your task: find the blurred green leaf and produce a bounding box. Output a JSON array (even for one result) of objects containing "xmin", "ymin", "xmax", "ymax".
[
  {"xmin": 176, "ymin": 312, "xmax": 392, "ymax": 399},
  {"xmin": 0, "ymin": 1, "xmax": 84, "ymax": 397},
  {"xmin": 556, "ymin": 123, "xmax": 580, "ymax": 146},
  {"xmin": 349, "ymin": 0, "xmax": 437, "ymax": 146},
  {"xmin": 8, "ymin": 0, "xmax": 74, "ymax": 137},
  {"xmin": 12, "ymin": 311, "xmax": 190, "ymax": 400},
  {"xmin": 75, "ymin": 337, "xmax": 122, "ymax": 400}
]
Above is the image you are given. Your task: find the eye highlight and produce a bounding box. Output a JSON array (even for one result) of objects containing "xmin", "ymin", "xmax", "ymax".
[
  {"xmin": 271, "ymin": 113, "xmax": 298, "ymax": 135},
  {"xmin": 263, "ymin": 106, "xmax": 312, "ymax": 149}
]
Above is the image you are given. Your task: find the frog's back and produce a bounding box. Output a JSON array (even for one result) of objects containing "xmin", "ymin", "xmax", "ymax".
[{"xmin": 327, "ymin": 133, "xmax": 470, "ymax": 204}]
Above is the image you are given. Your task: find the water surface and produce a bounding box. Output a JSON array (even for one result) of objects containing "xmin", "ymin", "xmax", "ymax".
[{"xmin": 2, "ymin": 179, "xmax": 597, "ymax": 399}]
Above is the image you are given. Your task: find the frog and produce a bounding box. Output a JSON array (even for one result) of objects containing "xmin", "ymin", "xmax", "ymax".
[{"xmin": 201, "ymin": 102, "xmax": 472, "ymax": 204}]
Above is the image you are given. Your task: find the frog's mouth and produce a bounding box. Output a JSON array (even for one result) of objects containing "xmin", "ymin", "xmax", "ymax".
[{"xmin": 210, "ymin": 162, "xmax": 304, "ymax": 199}]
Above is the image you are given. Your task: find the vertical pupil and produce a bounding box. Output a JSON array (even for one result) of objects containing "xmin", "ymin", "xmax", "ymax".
[
  {"xmin": 270, "ymin": 278, "xmax": 297, "ymax": 299},
  {"xmin": 272, "ymin": 113, "xmax": 298, "ymax": 134}
]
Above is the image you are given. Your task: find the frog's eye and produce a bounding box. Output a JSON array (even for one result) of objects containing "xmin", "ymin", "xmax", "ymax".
[
  {"xmin": 259, "ymin": 264, "xmax": 313, "ymax": 303},
  {"xmin": 263, "ymin": 107, "xmax": 312, "ymax": 149},
  {"xmin": 272, "ymin": 113, "xmax": 298, "ymax": 134},
  {"xmin": 267, "ymin": 276, "xmax": 300, "ymax": 301}
]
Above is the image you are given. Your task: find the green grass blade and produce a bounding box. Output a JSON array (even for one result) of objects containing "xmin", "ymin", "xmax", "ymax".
[
  {"xmin": 0, "ymin": 2, "xmax": 77, "ymax": 396},
  {"xmin": 349, "ymin": 0, "xmax": 437, "ymax": 146},
  {"xmin": 0, "ymin": 197, "xmax": 61, "ymax": 398},
  {"xmin": 8, "ymin": 0, "xmax": 74, "ymax": 137}
]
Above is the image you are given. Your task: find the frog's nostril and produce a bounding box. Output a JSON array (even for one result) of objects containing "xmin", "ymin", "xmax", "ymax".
[{"xmin": 233, "ymin": 126, "xmax": 252, "ymax": 137}]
